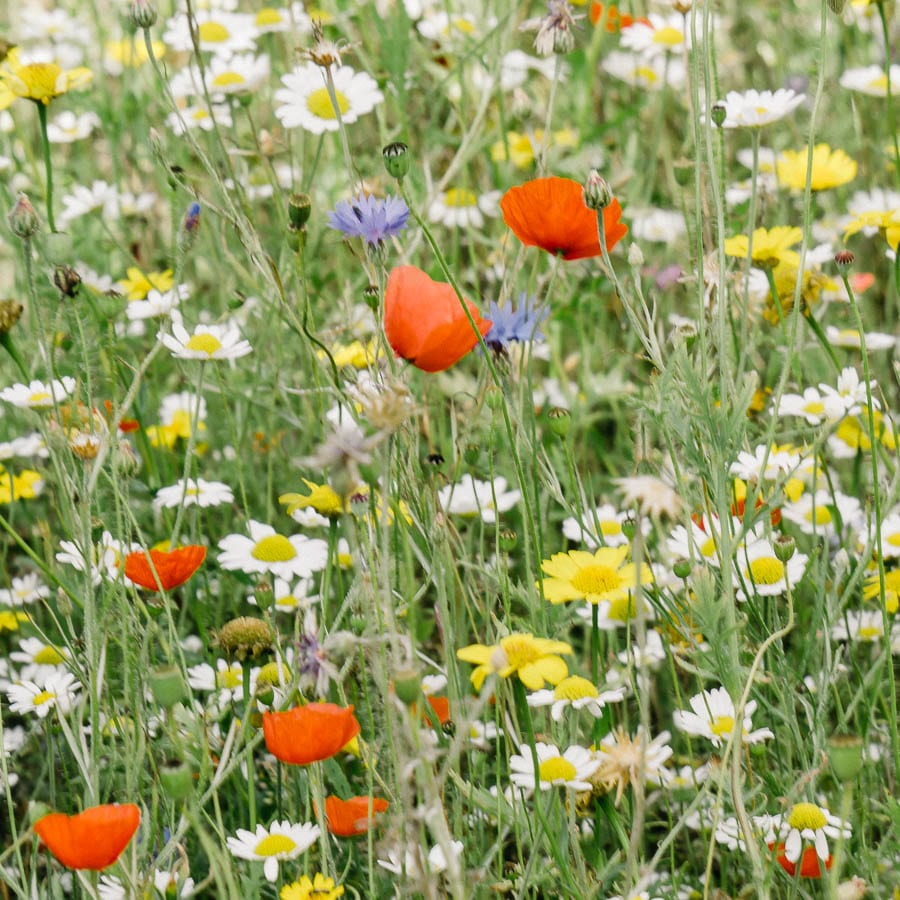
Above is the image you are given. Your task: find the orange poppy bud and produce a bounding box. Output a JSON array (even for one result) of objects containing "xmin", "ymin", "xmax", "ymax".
[
  {"xmin": 500, "ymin": 176, "xmax": 627, "ymax": 261},
  {"xmin": 770, "ymin": 842, "xmax": 832, "ymax": 879},
  {"xmin": 34, "ymin": 803, "xmax": 141, "ymax": 871},
  {"xmin": 383, "ymin": 265, "xmax": 492, "ymax": 373},
  {"xmin": 262, "ymin": 702, "xmax": 361, "ymax": 766},
  {"xmin": 124, "ymin": 545, "xmax": 207, "ymax": 591},
  {"xmin": 322, "ymin": 795, "xmax": 389, "ymax": 837}
]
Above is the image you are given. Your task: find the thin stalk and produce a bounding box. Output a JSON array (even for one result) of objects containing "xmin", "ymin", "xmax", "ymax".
[{"xmin": 36, "ymin": 103, "xmax": 56, "ymax": 233}]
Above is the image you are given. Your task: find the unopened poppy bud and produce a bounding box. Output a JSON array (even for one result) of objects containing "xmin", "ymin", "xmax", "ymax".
[
  {"xmin": 148, "ymin": 665, "xmax": 188, "ymax": 709},
  {"xmin": 828, "ymin": 734, "xmax": 864, "ymax": 782},
  {"xmin": 288, "ymin": 192, "xmax": 311, "ymax": 230},
  {"xmin": 622, "ymin": 515, "xmax": 637, "ymax": 539},
  {"xmin": 8, "ymin": 193, "xmax": 40, "ymax": 239},
  {"xmin": 0, "ymin": 299, "xmax": 23, "ymax": 334},
  {"xmin": 710, "ymin": 103, "xmax": 727, "ymax": 127},
  {"xmin": 393, "ymin": 667, "xmax": 421, "ymax": 705},
  {"xmin": 499, "ymin": 528, "xmax": 517, "ymax": 552},
  {"xmin": 158, "ymin": 758, "xmax": 193, "ymax": 800},
  {"xmin": 129, "ymin": 0, "xmax": 158, "ymax": 29},
  {"xmin": 383, "ymin": 142, "xmax": 410, "ymax": 179},
  {"xmin": 673, "ymin": 558, "xmax": 692, "ymax": 579},
  {"xmin": 583, "ymin": 170, "xmax": 613, "ymax": 211},
  {"xmin": 834, "ymin": 249, "xmax": 855, "ymax": 268},
  {"xmin": 53, "ymin": 265, "xmax": 81, "ymax": 298},
  {"xmin": 215, "ymin": 616, "xmax": 274, "ymax": 660},
  {"xmin": 548, "ymin": 406, "xmax": 570, "ymax": 437},
  {"xmin": 773, "ymin": 534, "xmax": 795, "ymax": 562}
]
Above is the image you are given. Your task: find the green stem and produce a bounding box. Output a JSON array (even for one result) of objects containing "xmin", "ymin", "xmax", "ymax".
[
  {"xmin": 876, "ymin": 0, "xmax": 900, "ymax": 191},
  {"xmin": 36, "ymin": 102, "xmax": 56, "ymax": 233}
]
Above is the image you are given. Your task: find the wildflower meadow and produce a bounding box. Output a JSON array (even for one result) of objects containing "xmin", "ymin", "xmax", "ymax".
[{"xmin": 2, "ymin": 0, "xmax": 900, "ymax": 897}]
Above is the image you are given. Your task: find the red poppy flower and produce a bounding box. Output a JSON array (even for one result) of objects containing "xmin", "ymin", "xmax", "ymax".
[
  {"xmin": 424, "ymin": 696, "xmax": 451, "ymax": 728},
  {"xmin": 500, "ymin": 176, "xmax": 627, "ymax": 261},
  {"xmin": 589, "ymin": 2, "xmax": 643, "ymax": 31},
  {"xmin": 322, "ymin": 795, "xmax": 389, "ymax": 837},
  {"xmin": 262, "ymin": 702, "xmax": 361, "ymax": 766},
  {"xmin": 383, "ymin": 265, "xmax": 492, "ymax": 373},
  {"xmin": 34, "ymin": 803, "xmax": 141, "ymax": 871},
  {"xmin": 124, "ymin": 545, "xmax": 207, "ymax": 591},
  {"xmin": 769, "ymin": 842, "xmax": 831, "ymax": 879}
]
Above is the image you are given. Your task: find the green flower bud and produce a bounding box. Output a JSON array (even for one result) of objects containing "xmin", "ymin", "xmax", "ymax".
[
  {"xmin": 8, "ymin": 193, "xmax": 40, "ymax": 239},
  {"xmin": 710, "ymin": 103, "xmax": 727, "ymax": 127},
  {"xmin": 582, "ymin": 169, "xmax": 613, "ymax": 211},
  {"xmin": 393, "ymin": 667, "xmax": 421, "ymax": 706},
  {"xmin": 158, "ymin": 758, "xmax": 193, "ymax": 800},
  {"xmin": 148, "ymin": 665, "xmax": 188, "ymax": 709},
  {"xmin": 288, "ymin": 192, "xmax": 311, "ymax": 230},
  {"xmin": 622, "ymin": 516, "xmax": 637, "ymax": 540},
  {"xmin": 773, "ymin": 534, "xmax": 796, "ymax": 562},
  {"xmin": 129, "ymin": 0, "xmax": 158, "ymax": 29},
  {"xmin": 499, "ymin": 528, "xmax": 518, "ymax": 552},
  {"xmin": 673, "ymin": 558, "xmax": 692, "ymax": 579},
  {"xmin": 828, "ymin": 734, "xmax": 864, "ymax": 782},
  {"xmin": 383, "ymin": 142, "xmax": 410, "ymax": 179},
  {"xmin": 547, "ymin": 407, "xmax": 570, "ymax": 437},
  {"xmin": 53, "ymin": 265, "xmax": 81, "ymax": 298}
]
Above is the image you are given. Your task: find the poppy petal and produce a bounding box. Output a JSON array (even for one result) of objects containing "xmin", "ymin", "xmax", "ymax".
[
  {"xmin": 35, "ymin": 803, "xmax": 141, "ymax": 870},
  {"xmin": 323, "ymin": 795, "xmax": 389, "ymax": 837},
  {"xmin": 262, "ymin": 703, "xmax": 361, "ymax": 766},
  {"xmin": 124, "ymin": 545, "xmax": 206, "ymax": 591}
]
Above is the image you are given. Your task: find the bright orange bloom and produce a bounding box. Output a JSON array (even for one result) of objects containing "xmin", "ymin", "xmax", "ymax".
[
  {"xmin": 383, "ymin": 265, "xmax": 492, "ymax": 373},
  {"xmin": 124, "ymin": 545, "xmax": 206, "ymax": 591},
  {"xmin": 425, "ymin": 696, "xmax": 450, "ymax": 727},
  {"xmin": 262, "ymin": 702, "xmax": 361, "ymax": 766},
  {"xmin": 323, "ymin": 795, "xmax": 389, "ymax": 837},
  {"xmin": 770, "ymin": 843, "xmax": 832, "ymax": 879},
  {"xmin": 35, "ymin": 804, "xmax": 140, "ymax": 870},
  {"xmin": 500, "ymin": 176, "xmax": 627, "ymax": 261},
  {"xmin": 589, "ymin": 3, "xmax": 642, "ymax": 31}
]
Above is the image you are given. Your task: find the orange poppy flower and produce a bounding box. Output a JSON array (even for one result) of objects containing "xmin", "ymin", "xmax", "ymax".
[
  {"xmin": 424, "ymin": 696, "xmax": 451, "ymax": 728},
  {"xmin": 322, "ymin": 795, "xmax": 389, "ymax": 837},
  {"xmin": 500, "ymin": 176, "xmax": 627, "ymax": 261},
  {"xmin": 383, "ymin": 265, "xmax": 492, "ymax": 373},
  {"xmin": 34, "ymin": 803, "xmax": 141, "ymax": 870},
  {"xmin": 124, "ymin": 545, "xmax": 207, "ymax": 591},
  {"xmin": 770, "ymin": 842, "xmax": 832, "ymax": 879},
  {"xmin": 262, "ymin": 702, "xmax": 361, "ymax": 766},
  {"xmin": 589, "ymin": 2, "xmax": 642, "ymax": 31}
]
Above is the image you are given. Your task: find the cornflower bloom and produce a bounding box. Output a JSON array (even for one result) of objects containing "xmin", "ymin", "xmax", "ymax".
[{"xmin": 327, "ymin": 193, "xmax": 409, "ymax": 246}]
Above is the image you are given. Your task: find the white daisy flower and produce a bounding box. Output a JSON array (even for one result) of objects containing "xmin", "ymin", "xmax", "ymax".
[
  {"xmin": 427, "ymin": 187, "xmax": 500, "ymax": 228},
  {"xmin": 714, "ymin": 88, "xmax": 805, "ymax": 128},
  {"xmin": 153, "ymin": 869, "xmax": 196, "ymax": 897},
  {"xmin": 831, "ymin": 609, "xmax": 886, "ymax": 642},
  {"xmin": 620, "ymin": 13, "xmax": 689, "ymax": 56},
  {"xmin": 673, "ymin": 686, "xmax": 773, "ymax": 747},
  {"xmin": 170, "ymin": 53, "xmax": 270, "ymax": 99},
  {"xmin": 46, "ymin": 110, "xmax": 100, "ymax": 143},
  {"xmin": 248, "ymin": 576, "xmax": 317, "ymax": 613},
  {"xmin": 227, "ymin": 820, "xmax": 319, "ymax": 882},
  {"xmin": 187, "ymin": 658, "xmax": 248, "ymax": 706},
  {"xmin": 420, "ymin": 673, "xmax": 448, "ymax": 695},
  {"xmin": 97, "ymin": 875, "xmax": 125, "ymax": 900},
  {"xmin": 153, "ymin": 477, "xmax": 234, "ymax": 511},
  {"xmin": 160, "ymin": 317, "xmax": 252, "ymax": 360},
  {"xmin": 509, "ymin": 741, "xmax": 600, "ymax": 791},
  {"xmin": 126, "ymin": 285, "xmax": 190, "ymax": 320},
  {"xmin": 735, "ymin": 539, "xmax": 808, "ymax": 599},
  {"xmin": 57, "ymin": 180, "xmax": 120, "ymax": 226},
  {"xmin": 616, "ymin": 628, "xmax": 667, "ymax": 669},
  {"xmin": 160, "ymin": 392, "xmax": 207, "ymax": 428},
  {"xmin": 253, "ymin": 5, "xmax": 311, "ymax": 34},
  {"xmin": 773, "ymin": 386, "xmax": 839, "ymax": 425},
  {"xmin": 217, "ymin": 520, "xmax": 328, "ymax": 579},
  {"xmin": 825, "ymin": 326, "xmax": 896, "ymax": 351},
  {"xmin": 0, "ymin": 573, "xmax": 51, "ymax": 606},
  {"xmin": 166, "ymin": 104, "xmax": 233, "ymax": 136},
  {"xmin": 819, "ymin": 367, "xmax": 879, "ymax": 419},
  {"xmin": 6, "ymin": 671, "xmax": 81, "ymax": 718},
  {"xmin": 527, "ymin": 675, "xmax": 626, "ymax": 721},
  {"xmin": 840, "ymin": 64, "xmax": 900, "ymax": 97},
  {"xmin": 666, "ymin": 514, "xmax": 744, "ymax": 568},
  {"xmin": 562, "ymin": 503, "xmax": 638, "ymax": 548},
  {"xmin": 437, "ymin": 474, "xmax": 521, "ymax": 523},
  {"xmin": 774, "ymin": 802, "xmax": 851, "ymax": 864},
  {"xmin": 9, "ymin": 638, "xmax": 70, "ymax": 682},
  {"xmin": 630, "ymin": 207, "xmax": 686, "ymax": 243},
  {"xmin": 729, "ymin": 444, "xmax": 801, "ymax": 482},
  {"xmin": 377, "ymin": 840, "xmax": 464, "ymax": 877},
  {"xmin": 275, "ymin": 63, "xmax": 383, "ymax": 134},
  {"xmin": 163, "ymin": 10, "xmax": 259, "ymax": 54},
  {"xmin": 289, "ymin": 506, "xmax": 330, "ymax": 528},
  {"xmin": 780, "ymin": 489, "xmax": 863, "ymax": 537},
  {"xmin": 467, "ymin": 719, "xmax": 502, "ymax": 749},
  {"xmin": 416, "ymin": 10, "xmax": 480, "ymax": 41},
  {"xmin": 601, "ymin": 50, "xmax": 685, "ymax": 90},
  {"xmin": 0, "ymin": 432, "xmax": 49, "ymax": 460},
  {"xmin": 1, "ymin": 377, "xmax": 76, "ymax": 409}
]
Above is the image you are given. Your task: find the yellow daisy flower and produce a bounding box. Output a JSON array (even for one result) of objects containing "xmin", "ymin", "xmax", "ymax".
[
  {"xmin": 457, "ymin": 632, "xmax": 572, "ymax": 691},
  {"xmin": 723, "ymin": 226, "xmax": 803, "ymax": 268},
  {"xmin": 0, "ymin": 609, "xmax": 29, "ymax": 632},
  {"xmin": 117, "ymin": 267, "xmax": 175, "ymax": 301},
  {"xmin": 539, "ymin": 546, "xmax": 654, "ymax": 606},
  {"xmin": 843, "ymin": 209, "xmax": 900, "ymax": 250},
  {"xmin": 491, "ymin": 128, "xmax": 579, "ymax": 169},
  {"xmin": 1, "ymin": 49, "xmax": 92, "ymax": 105},
  {"xmin": 280, "ymin": 874, "xmax": 344, "ymax": 900},
  {"xmin": 776, "ymin": 144, "xmax": 857, "ymax": 192},
  {"xmin": 863, "ymin": 568, "xmax": 900, "ymax": 614},
  {"xmin": 279, "ymin": 480, "xmax": 344, "ymax": 517},
  {"xmin": 0, "ymin": 467, "xmax": 43, "ymax": 503}
]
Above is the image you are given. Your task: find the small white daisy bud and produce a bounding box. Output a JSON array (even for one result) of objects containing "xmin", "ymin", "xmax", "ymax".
[{"xmin": 627, "ymin": 242, "xmax": 645, "ymax": 267}]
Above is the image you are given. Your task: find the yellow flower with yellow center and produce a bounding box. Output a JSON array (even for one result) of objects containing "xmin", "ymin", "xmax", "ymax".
[
  {"xmin": 104, "ymin": 38, "xmax": 165, "ymax": 69},
  {"xmin": 763, "ymin": 261, "xmax": 836, "ymax": 324},
  {"xmin": 776, "ymin": 144, "xmax": 858, "ymax": 192},
  {"xmin": 553, "ymin": 675, "xmax": 599, "ymax": 701},
  {"xmin": 539, "ymin": 546, "xmax": 653, "ymax": 606},
  {"xmin": 724, "ymin": 225, "xmax": 802, "ymax": 268},
  {"xmin": 0, "ymin": 467, "xmax": 43, "ymax": 503},
  {"xmin": 863, "ymin": 567, "xmax": 900, "ymax": 614},
  {"xmin": 280, "ymin": 479, "xmax": 343, "ymax": 517},
  {"xmin": 843, "ymin": 209, "xmax": 900, "ymax": 250},
  {"xmin": 457, "ymin": 632, "xmax": 572, "ymax": 691},
  {"xmin": 490, "ymin": 128, "xmax": 579, "ymax": 169},
  {"xmin": 833, "ymin": 412, "xmax": 896, "ymax": 454},
  {"xmin": 0, "ymin": 49, "xmax": 92, "ymax": 104},
  {"xmin": 321, "ymin": 339, "xmax": 381, "ymax": 369},
  {"xmin": 118, "ymin": 267, "xmax": 175, "ymax": 301},
  {"xmin": 0, "ymin": 609, "xmax": 28, "ymax": 632},
  {"xmin": 306, "ymin": 87, "xmax": 348, "ymax": 119},
  {"xmin": 281, "ymin": 873, "xmax": 345, "ymax": 900}
]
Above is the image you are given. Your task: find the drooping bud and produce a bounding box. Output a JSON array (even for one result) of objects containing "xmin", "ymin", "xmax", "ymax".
[
  {"xmin": 383, "ymin": 142, "xmax": 410, "ymax": 180},
  {"xmin": 53, "ymin": 265, "xmax": 81, "ymax": 298},
  {"xmin": 827, "ymin": 0, "xmax": 847, "ymax": 14},
  {"xmin": 158, "ymin": 758, "xmax": 193, "ymax": 800},
  {"xmin": 8, "ymin": 193, "xmax": 40, "ymax": 239}
]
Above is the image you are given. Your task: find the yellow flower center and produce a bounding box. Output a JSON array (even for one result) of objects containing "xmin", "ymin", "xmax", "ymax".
[
  {"xmin": 32, "ymin": 690, "xmax": 56, "ymax": 706},
  {"xmin": 497, "ymin": 636, "xmax": 541, "ymax": 669},
  {"xmin": 652, "ymin": 26, "xmax": 683, "ymax": 46},
  {"xmin": 636, "ymin": 66, "xmax": 658, "ymax": 84},
  {"xmin": 869, "ymin": 73, "xmax": 888, "ymax": 91},
  {"xmin": 699, "ymin": 536, "xmax": 718, "ymax": 558},
  {"xmin": 256, "ymin": 661, "xmax": 291, "ymax": 687},
  {"xmin": 803, "ymin": 400, "xmax": 825, "ymax": 415},
  {"xmin": 600, "ymin": 520, "xmax": 622, "ymax": 537},
  {"xmin": 571, "ymin": 564, "xmax": 622, "ymax": 596},
  {"xmin": 887, "ymin": 533, "xmax": 900, "ymax": 548},
  {"xmin": 449, "ymin": 16, "xmax": 476, "ymax": 33},
  {"xmin": 553, "ymin": 676, "xmax": 599, "ymax": 701},
  {"xmin": 198, "ymin": 21, "xmax": 230, "ymax": 42},
  {"xmin": 34, "ymin": 646, "xmax": 66, "ymax": 665},
  {"xmin": 212, "ymin": 71, "xmax": 245, "ymax": 88},
  {"xmin": 251, "ymin": 534, "xmax": 296, "ymax": 562},
  {"xmin": 254, "ymin": 833, "xmax": 297, "ymax": 857},
  {"xmin": 185, "ymin": 486, "xmax": 200, "ymax": 496},
  {"xmin": 805, "ymin": 506, "xmax": 832, "ymax": 526},
  {"xmin": 710, "ymin": 715, "xmax": 735, "ymax": 737},
  {"xmin": 444, "ymin": 188, "xmax": 477, "ymax": 208},
  {"xmin": 859, "ymin": 625, "xmax": 881, "ymax": 640},
  {"xmin": 748, "ymin": 557, "xmax": 784, "ymax": 585},
  {"xmin": 306, "ymin": 87, "xmax": 349, "ymax": 119},
  {"xmin": 216, "ymin": 665, "xmax": 242, "ymax": 689},
  {"xmin": 276, "ymin": 594, "xmax": 299, "ymax": 609},
  {"xmin": 787, "ymin": 802, "xmax": 828, "ymax": 831},
  {"xmin": 256, "ymin": 8, "xmax": 283, "ymax": 25},
  {"xmin": 538, "ymin": 757, "xmax": 577, "ymax": 783},
  {"xmin": 185, "ymin": 333, "xmax": 224, "ymax": 355},
  {"xmin": 15, "ymin": 63, "xmax": 62, "ymax": 101},
  {"xmin": 191, "ymin": 109, "xmax": 210, "ymax": 121},
  {"xmin": 28, "ymin": 391, "xmax": 51, "ymax": 405}
]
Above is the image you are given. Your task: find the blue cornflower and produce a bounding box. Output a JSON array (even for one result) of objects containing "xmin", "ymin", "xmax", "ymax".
[
  {"xmin": 327, "ymin": 193, "xmax": 410, "ymax": 246},
  {"xmin": 485, "ymin": 294, "xmax": 550, "ymax": 351}
]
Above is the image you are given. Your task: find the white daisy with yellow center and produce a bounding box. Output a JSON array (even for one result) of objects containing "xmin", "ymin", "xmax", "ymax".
[
  {"xmin": 153, "ymin": 477, "xmax": 234, "ymax": 510},
  {"xmin": 620, "ymin": 14, "xmax": 688, "ymax": 57},
  {"xmin": 427, "ymin": 187, "xmax": 500, "ymax": 228},
  {"xmin": 831, "ymin": 609, "xmax": 886, "ymax": 643},
  {"xmin": 162, "ymin": 11, "xmax": 259, "ymax": 54},
  {"xmin": 666, "ymin": 514, "xmax": 745, "ymax": 569},
  {"xmin": 187, "ymin": 658, "xmax": 248, "ymax": 705},
  {"xmin": 562, "ymin": 503, "xmax": 639, "ymax": 549},
  {"xmin": 5, "ymin": 672, "xmax": 81, "ymax": 718},
  {"xmin": 840, "ymin": 64, "xmax": 900, "ymax": 98},
  {"xmin": 776, "ymin": 802, "xmax": 851, "ymax": 864},
  {"xmin": 10, "ymin": 638, "xmax": 70, "ymax": 682},
  {"xmin": 736, "ymin": 539, "xmax": 808, "ymax": 599},
  {"xmin": 227, "ymin": 820, "xmax": 320, "ymax": 882},
  {"xmin": 673, "ymin": 686, "xmax": 773, "ymax": 748},
  {"xmin": 218, "ymin": 520, "xmax": 329, "ymax": 579},
  {"xmin": 0, "ymin": 377, "xmax": 76, "ymax": 410},
  {"xmin": 774, "ymin": 386, "xmax": 836, "ymax": 425},
  {"xmin": 878, "ymin": 512, "xmax": 900, "ymax": 558},
  {"xmin": 527, "ymin": 675, "xmax": 626, "ymax": 721},
  {"xmin": 166, "ymin": 103, "xmax": 232, "ymax": 137},
  {"xmin": 160, "ymin": 316, "xmax": 253, "ymax": 361},
  {"xmin": 509, "ymin": 742, "xmax": 600, "ymax": 792},
  {"xmin": 825, "ymin": 325, "xmax": 896, "ymax": 351},
  {"xmin": 275, "ymin": 62, "xmax": 383, "ymax": 135},
  {"xmin": 781, "ymin": 490, "xmax": 862, "ymax": 538},
  {"xmin": 437, "ymin": 474, "xmax": 521, "ymax": 523}
]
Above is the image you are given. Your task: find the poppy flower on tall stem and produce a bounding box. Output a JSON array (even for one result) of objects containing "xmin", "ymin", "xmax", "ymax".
[
  {"xmin": 34, "ymin": 803, "xmax": 141, "ymax": 870},
  {"xmin": 322, "ymin": 795, "xmax": 389, "ymax": 837},
  {"xmin": 124, "ymin": 545, "xmax": 207, "ymax": 591},
  {"xmin": 383, "ymin": 265, "xmax": 492, "ymax": 373},
  {"xmin": 500, "ymin": 176, "xmax": 627, "ymax": 261},
  {"xmin": 262, "ymin": 702, "xmax": 361, "ymax": 765}
]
